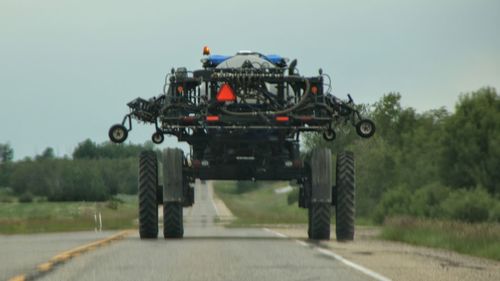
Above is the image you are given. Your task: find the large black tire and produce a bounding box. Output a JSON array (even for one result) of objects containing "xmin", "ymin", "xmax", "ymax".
[
  {"xmin": 308, "ymin": 148, "xmax": 332, "ymax": 240},
  {"xmin": 308, "ymin": 203, "xmax": 331, "ymax": 240},
  {"xmin": 138, "ymin": 151, "xmax": 158, "ymax": 239},
  {"xmin": 335, "ymin": 151, "xmax": 356, "ymax": 241},
  {"xmin": 163, "ymin": 203, "xmax": 184, "ymax": 238},
  {"xmin": 163, "ymin": 148, "xmax": 184, "ymax": 238}
]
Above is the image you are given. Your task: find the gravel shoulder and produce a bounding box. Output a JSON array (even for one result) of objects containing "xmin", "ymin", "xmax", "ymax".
[
  {"xmin": 208, "ymin": 181, "xmax": 235, "ymax": 222},
  {"xmin": 272, "ymin": 226, "xmax": 500, "ymax": 281}
]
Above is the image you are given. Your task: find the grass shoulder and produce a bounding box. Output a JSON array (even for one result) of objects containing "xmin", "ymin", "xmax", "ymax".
[
  {"xmin": 214, "ymin": 180, "xmax": 308, "ymax": 225},
  {"xmin": 213, "ymin": 180, "xmax": 374, "ymax": 227},
  {"xmin": 381, "ymin": 216, "xmax": 500, "ymax": 261},
  {"xmin": 0, "ymin": 194, "xmax": 138, "ymax": 234}
]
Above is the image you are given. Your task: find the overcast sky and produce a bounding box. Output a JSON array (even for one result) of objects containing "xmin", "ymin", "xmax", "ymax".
[{"xmin": 1, "ymin": 0, "xmax": 499, "ymax": 159}]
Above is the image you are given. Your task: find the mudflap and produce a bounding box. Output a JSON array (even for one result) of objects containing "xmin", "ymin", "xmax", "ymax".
[
  {"xmin": 307, "ymin": 147, "xmax": 332, "ymax": 240},
  {"xmin": 162, "ymin": 148, "xmax": 184, "ymax": 203},
  {"xmin": 161, "ymin": 148, "xmax": 185, "ymax": 238},
  {"xmin": 311, "ymin": 148, "xmax": 332, "ymax": 204}
]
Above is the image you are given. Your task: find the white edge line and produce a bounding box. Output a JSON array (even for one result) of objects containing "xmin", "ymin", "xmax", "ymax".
[
  {"xmin": 316, "ymin": 248, "xmax": 392, "ymax": 281},
  {"xmin": 263, "ymin": 228, "xmax": 288, "ymax": 238},
  {"xmin": 205, "ymin": 180, "xmax": 219, "ymax": 216},
  {"xmin": 263, "ymin": 228, "xmax": 392, "ymax": 281},
  {"xmin": 295, "ymin": 240, "xmax": 308, "ymax": 247},
  {"xmin": 210, "ymin": 198, "xmax": 219, "ymax": 217}
]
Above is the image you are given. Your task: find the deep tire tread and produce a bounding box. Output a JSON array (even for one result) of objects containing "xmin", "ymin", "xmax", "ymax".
[
  {"xmin": 308, "ymin": 148, "xmax": 332, "ymax": 240},
  {"xmin": 163, "ymin": 203, "xmax": 183, "ymax": 238},
  {"xmin": 138, "ymin": 151, "xmax": 158, "ymax": 239},
  {"xmin": 308, "ymin": 202, "xmax": 331, "ymax": 240},
  {"xmin": 335, "ymin": 151, "xmax": 356, "ymax": 241},
  {"xmin": 163, "ymin": 148, "xmax": 185, "ymax": 239}
]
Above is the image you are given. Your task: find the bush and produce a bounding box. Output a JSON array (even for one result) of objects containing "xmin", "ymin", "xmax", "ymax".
[
  {"xmin": 36, "ymin": 197, "xmax": 48, "ymax": 203},
  {"xmin": 441, "ymin": 188, "xmax": 493, "ymax": 223},
  {"xmin": 373, "ymin": 185, "xmax": 412, "ymax": 223},
  {"xmin": 489, "ymin": 201, "xmax": 500, "ymax": 222},
  {"xmin": 106, "ymin": 196, "xmax": 125, "ymax": 210},
  {"xmin": 236, "ymin": 181, "xmax": 260, "ymax": 194},
  {"xmin": 47, "ymin": 161, "xmax": 109, "ymax": 201},
  {"xmin": 408, "ymin": 182, "xmax": 450, "ymax": 218},
  {"xmin": 287, "ymin": 189, "xmax": 299, "ymax": 205},
  {"xmin": 19, "ymin": 192, "xmax": 33, "ymax": 203},
  {"xmin": 0, "ymin": 163, "xmax": 13, "ymax": 187},
  {"xmin": 9, "ymin": 158, "xmax": 138, "ymax": 202},
  {"xmin": 0, "ymin": 197, "xmax": 14, "ymax": 203},
  {"xmin": 0, "ymin": 187, "xmax": 15, "ymax": 202}
]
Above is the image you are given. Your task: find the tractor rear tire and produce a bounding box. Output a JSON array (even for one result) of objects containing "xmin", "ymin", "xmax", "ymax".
[
  {"xmin": 138, "ymin": 151, "xmax": 158, "ymax": 239},
  {"xmin": 163, "ymin": 203, "xmax": 184, "ymax": 238},
  {"xmin": 308, "ymin": 148, "xmax": 332, "ymax": 240},
  {"xmin": 335, "ymin": 151, "xmax": 356, "ymax": 241}
]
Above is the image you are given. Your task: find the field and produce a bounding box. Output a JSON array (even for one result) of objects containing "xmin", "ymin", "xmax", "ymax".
[
  {"xmin": 214, "ymin": 181, "xmax": 375, "ymax": 226},
  {"xmin": 0, "ymin": 193, "xmax": 138, "ymax": 234},
  {"xmin": 381, "ymin": 216, "xmax": 500, "ymax": 261},
  {"xmin": 213, "ymin": 181, "xmax": 308, "ymax": 225}
]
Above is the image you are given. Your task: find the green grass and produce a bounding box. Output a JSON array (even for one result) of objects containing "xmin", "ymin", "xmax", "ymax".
[
  {"xmin": 214, "ymin": 181, "xmax": 373, "ymax": 226},
  {"xmin": 0, "ymin": 194, "xmax": 138, "ymax": 234},
  {"xmin": 0, "ymin": 188, "xmax": 16, "ymax": 203},
  {"xmin": 214, "ymin": 181, "xmax": 375, "ymax": 227},
  {"xmin": 381, "ymin": 216, "xmax": 500, "ymax": 261},
  {"xmin": 214, "ymin": 181, "xmax": 308, "ymax": 225}
]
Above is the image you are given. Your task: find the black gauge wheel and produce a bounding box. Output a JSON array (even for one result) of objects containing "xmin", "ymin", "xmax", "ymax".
[
  {"xmin": 152, "ymin": 132, "xmax": 164, "ymax": 144},
  {"xmin": 109, "ymin": 124, "xmax": 128, "ymax": 143},
  {"xmin": 355, "ymin": 119, "xmax": 376, "ymax": 138},
  {"xmin": 323, "ymin": 129, "xmax": 336, "ymax": 141}
]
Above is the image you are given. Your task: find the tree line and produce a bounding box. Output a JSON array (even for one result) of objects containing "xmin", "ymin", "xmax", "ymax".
[
  {"xmin": 1, "ymin": 87, "xmax": 498, "ymax": 224},
  {"xmin": 304, "ymin": 87, "xmax": 500, "ymax": 223},
  {"xmin": 0, "ymin": 140, "xmax": 158, "ymax": 201}
]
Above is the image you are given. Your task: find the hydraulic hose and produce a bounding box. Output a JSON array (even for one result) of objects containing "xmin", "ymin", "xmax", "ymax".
[{"xmin": 220, "ymin": 78, "xmax": 311, "ymax": 116}]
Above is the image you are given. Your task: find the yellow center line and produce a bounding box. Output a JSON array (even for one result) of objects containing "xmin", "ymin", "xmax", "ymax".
[
  {"xmin": 7, "ymin": 229, "xmax": 134, "ymax": 281},
  {"xmin": 7, "ymin": 275, "xmax": 26, "ymax": 281}
]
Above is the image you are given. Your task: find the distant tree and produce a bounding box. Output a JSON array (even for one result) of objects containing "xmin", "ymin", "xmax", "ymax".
[
  {"xmin": 440, "ymin": 87, "xmax": 500, "ymax": 194},
  {"xmin": 73, "ymin": 139, "xmax": 153, "ymax": 160},
  {"xmin": 0, "ymin": 143, "xmax": 14, "ymax": 187},
  {"xmin": 36, "ymin": 147, "xmax": 55, "ymax": 160},
  {"xmin": 73, "ymin": 139, "xmax": 98, "ymax": 159},
  {"xmin": 10, "ymin": 160, "xmax": 38, "ymax": 194},
  {"xmin": 371, "ymin": 93, "xmax": 403, "ymax": 146},
  {"xmin": 0, "ymin": 143, "xmax": 14, "ymax": 163}
]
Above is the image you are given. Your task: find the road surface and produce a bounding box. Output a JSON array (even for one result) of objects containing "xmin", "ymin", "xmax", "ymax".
[
  {"xmin": 0, "ymin": 231, "xmax": 117, "ymax": 281},
  {"xmin": 34, "ymin": 181, "xmax": 380, "ymax": 281},
  {"xmin": 5, "ymin": 181, "xmax": 499, "ymax": 281}
]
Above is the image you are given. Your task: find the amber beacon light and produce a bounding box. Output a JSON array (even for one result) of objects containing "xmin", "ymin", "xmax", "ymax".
[{"xmin": 203, "ymin": 46, "xmax": 211, "ymax": 55}]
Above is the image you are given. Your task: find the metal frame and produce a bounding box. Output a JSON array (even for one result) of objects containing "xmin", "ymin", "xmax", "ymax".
[{"xmin": 110, "ymin": 55, "xmax": 373, "ymax": 183}]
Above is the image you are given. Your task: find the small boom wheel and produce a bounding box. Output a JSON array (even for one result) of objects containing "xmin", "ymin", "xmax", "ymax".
[
  {"xmin": 323, "ymin": 129, "xmax": 336, "ymax": 141},
  {"xmin": 152, "ymin": 131, "xmax": 164, "ymax": 144},
  {"xmin": 355, "ymin": 119, "xmax": 376, "ymax": 138},
  {"xmin": 109, "ymin": 124, "xmax": 128, "ymax": 143}
]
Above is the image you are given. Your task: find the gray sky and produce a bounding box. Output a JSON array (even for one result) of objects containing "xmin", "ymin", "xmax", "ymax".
[{"xmin": 1, "ymin": 0, "xmax": 499, "ymax": 160}]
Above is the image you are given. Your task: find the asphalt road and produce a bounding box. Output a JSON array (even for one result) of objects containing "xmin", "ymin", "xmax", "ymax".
[
  {"xmin": 0, "ymin": 230, "xmax": 116, "ymax": 281},
  {"xmin": 4, "ymin": 182, "xmax": 499, "ymax": 281},
  {"xmin": 33, "ymin": 181, "xmax": 380, "ymax": 281}
]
